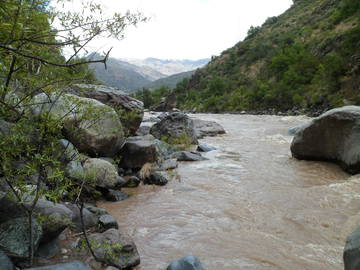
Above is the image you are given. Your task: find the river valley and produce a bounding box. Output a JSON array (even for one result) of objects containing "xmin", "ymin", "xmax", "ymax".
[{"xmin": 100, "ymin": 114, "xmax": 360, "ymax": 270}]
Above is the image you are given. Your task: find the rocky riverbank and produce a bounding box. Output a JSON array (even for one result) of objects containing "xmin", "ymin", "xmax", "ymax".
[{"xmin": 0, "ymin": 84, "xmax": 223, "ymax": 270}]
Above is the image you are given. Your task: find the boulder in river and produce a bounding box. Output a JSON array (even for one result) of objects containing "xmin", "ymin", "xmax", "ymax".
[
  {"xmin": 88, "ymin": 228, "xmax": 140, "ymax": 269},
  {"xmin": 193, "ymin": 119, "xmax": 225, "ymax": 139},
  {"xmin": 170, "ymin": 151, "xmax": 208, "ymax": 162},
  {"xmin": 291, "ymin": 106, "xmax": 360, "ymax": 174},
  {"xmin": 150, "ymin": 113, "xmax": 198, "ymax": 145},
  {"xmin": 167, "ymin": 255, "xmax": 205, "ymax": 270},
  {"xmin": 344, "ymin": 226, "xmax": 360, "ymax": 270},
  {"xmin": 68, "ymin": 84, "xmax": 144, "ymax": 136},
  {"xmin": 31, "ymin": 93, "xmax": 125, "ymax": 157}
]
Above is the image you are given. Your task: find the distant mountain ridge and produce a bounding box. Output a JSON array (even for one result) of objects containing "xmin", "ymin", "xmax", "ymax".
[{"xmin": 88, "ymin": 53, "xmax": 209, "ymax": 93}]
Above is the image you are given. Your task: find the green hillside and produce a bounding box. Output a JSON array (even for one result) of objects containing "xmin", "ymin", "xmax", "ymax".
[{"xmin": 167, "ymin": 0, "xmax": 360, "ymax": 114}]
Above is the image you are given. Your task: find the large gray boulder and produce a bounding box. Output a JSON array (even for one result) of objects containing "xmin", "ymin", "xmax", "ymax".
[
  {"xmin": 24, "ymin": 261, "xmax": 91, "ymax": 270},
  {"xmin": 150, "ymin": 113, "xmax": 198, "ymax": 145},
  {"xmin": 291, "ymin": 106, "xmax": 360, "ymax": 174},
  {"xmin": 120, "ymin": 135, "xmax": 157, "ymax": 169},
  {"xmin": 68, "ymin": 84, "xmax": 144, "ymax": 136},
  {"xmin": 0, "ymin": 193, "xmax": 71, "ymax": 244},
  {"xmin": 344, "ymin": 226, "xmax": 360, "ymax": 270},
  {"xmin": 33, "ymin": 199, "xmax": 73, "ymax": 243},
  {"xmin": 0, "ymin": 217, "xmax": 42, "ymax": 259},
  {"xmin": 31, "ymin": 93, "xmax": 125, "ymax": 157},
  {"xmin": 64, "ymin": 203, "xmax": 98, "ymax": 232},
  {"xmin": 193, "ymin": 119, "xmax": 225, "ymax": 139},
  {"xmin": 83, "ymin": 158, "xmax": 126, "ymax": 189},
  {"xmin": 88, "ymin": 228, "xmax": 140, "ymax": 269},
  {"xmin": 170, "ymin": 151, "xmax": 208, "ymax": 162},
  {"xmin": 167, "ymin": 255, "xmax": 205, "ymax": 270}
]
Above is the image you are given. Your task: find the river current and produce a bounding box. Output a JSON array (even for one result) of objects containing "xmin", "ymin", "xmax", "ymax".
[{"xmin": 100, "ymin": 114, "xmax": 360, "ymax": 270}]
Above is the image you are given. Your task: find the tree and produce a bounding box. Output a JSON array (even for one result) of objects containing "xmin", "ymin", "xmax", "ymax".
[{"xmin": 0, "ymin": 0, "xmax": 146, "ymax": 266}]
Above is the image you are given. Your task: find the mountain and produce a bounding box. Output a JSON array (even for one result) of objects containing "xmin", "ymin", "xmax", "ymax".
[
  {"xmin": 122, "ymin": 58, "xmax": 209, "ymax": 76},
  {"xmin": 143, "ymin": 70, "xmax": 196, "ymax": 90},
  {"xmin": 167, "ymin": 0, "xmax": 360, "ymax": 114},
  {"xmin": 88, "ymin": 54, "xmax": 209, "ymax": 93}
]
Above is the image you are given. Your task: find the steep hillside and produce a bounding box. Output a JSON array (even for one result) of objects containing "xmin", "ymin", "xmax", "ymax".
[
  {"xmin": 144, "ymin": 70, "xmax": 195, "ymax": 90},
  {"xmin": 169, "ymin": 0, "xmax": 360, "ymax": 114}
]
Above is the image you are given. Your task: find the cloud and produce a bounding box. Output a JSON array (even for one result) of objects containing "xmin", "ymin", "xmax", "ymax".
[{"xmin": 71, "ymin": 0, "xmax": 294, "ymax": 59}]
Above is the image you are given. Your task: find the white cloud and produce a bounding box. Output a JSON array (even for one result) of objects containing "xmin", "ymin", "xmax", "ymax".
[{"xmin": 70, "ymin": 0, "xmax": 293, "ymax": 59}]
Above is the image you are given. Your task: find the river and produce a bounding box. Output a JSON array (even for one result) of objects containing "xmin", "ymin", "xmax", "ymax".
[{"xmin": 99, "ymin": 114, "xmax": 360, "ymax": 270}]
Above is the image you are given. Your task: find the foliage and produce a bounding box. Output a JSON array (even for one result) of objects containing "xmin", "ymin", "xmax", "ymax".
[
  {"xmin": 166, "ymin": 0, "xmax": 360, "ymax": 114},
  {"xmin": 0, "ymin": 0, "xmax": 146, "ymax": 266},
  {"xmin": 133, "ymin": 86, "xmax": 171, "ymax": 108}
]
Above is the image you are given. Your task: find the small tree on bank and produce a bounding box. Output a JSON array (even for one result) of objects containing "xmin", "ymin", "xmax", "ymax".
[{"xmin": 0, "ymin": 0, "xmax": 146, "ymax": 266}]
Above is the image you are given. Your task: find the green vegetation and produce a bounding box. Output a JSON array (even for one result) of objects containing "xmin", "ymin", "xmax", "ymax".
[
  {"xmin": 166, "ymin": 0, "xmax": 360, "ymax": 113},
  {"xmin": 133, "ymin": 86, "xmax": 171, "ymax": 108},
  {"xmin": 161, "ymin": 133, "xmax": 193, "ymax": 150},
  {"xmin": 0, "ymin": 0, "xmax": 145, "ymax": 266}
]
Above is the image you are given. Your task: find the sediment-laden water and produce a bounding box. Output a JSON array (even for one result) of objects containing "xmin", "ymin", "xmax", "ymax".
[{"xmin": 100, "ymin": 114, "xmax": 360, "ymax": 270}]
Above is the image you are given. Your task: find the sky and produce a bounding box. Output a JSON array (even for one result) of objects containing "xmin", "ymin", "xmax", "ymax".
[{"xmin": 65, "ymin": 0, "xmax": 294, "ymax": 60}]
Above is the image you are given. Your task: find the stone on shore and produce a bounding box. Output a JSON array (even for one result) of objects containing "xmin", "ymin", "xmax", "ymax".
[
  {"xmin": 0, "ymin": 250, "xmax": 14, "ymax": 270},
  {"xmin": 291, "ymin": 106, "xmax": 360, "ymax": 174},
  {"xmin": 150, "ymin": 113, "xmax": 198, "ymax": 145},
  {"xmin": 193, "ymin": 119, "xmax": 225, "ymax": 139},
  {"xmin": 88, "ymin": 229, "xmax": 140, "ymax": 269},
  {"xmin": 24, "ymin": 261, "xmax": 91, "ymax": 270},
  {"xmin": 167, "ymin": 255, "xmax": 205, "ymax": 270},
  {"xmin": 31, "ymin": 93, "xmax": 125, "ymax": 157},
  {"xmin": 197, "ymin": 144, "xmax": 216, "ymax": 152},
  {"xmin": 83, "ymin": 158, "xmax": 126, "ymax": 189},
  {"xmin": 68, "ymin": 84, "xmax": 144, "ymax": 136},
  {"xmin": 120, "ymin": 135, "xmax": 157, "ymax": 169},
  {"xmin": 0, "ymin": 217, "xmax": 42, "ymax": 259}
]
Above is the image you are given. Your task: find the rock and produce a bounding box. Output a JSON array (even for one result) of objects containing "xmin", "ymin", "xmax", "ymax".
[
  {"xmin": 64, "ymin": 203, "xmax": 98, "ymax": 232},
  {"xmin": 344, "ymin": 226, "xmax": 360, "ymax": 270},
  {"xmin": 0, "ymin": 250, "xmax": 14, "ymax": 270},
  {"xmin": 136, "ymin": 125, "xmax": 151, "ymax": 136},
  {"xmin": 0, "ymin": 217, "xmax": 42, "ymax": 259},
  {"xmin": 105, "ymin": 267, "xmax": 119, "ymax": 270},
  {"xmin": 58, "ymin": 139, "xmax": 81, "ymax": 163},
  {"xmin": 170, "ymin": 151, "xmax": 208, "ymax": 162},
  {"xmin": 193, "ymin": 119, "xmax": 225, "ymax": 139},
  {"xmin": 291, "ymin": 106, "xmax": 360, "ymax": 174},
  {"xmin": 119, "ymin": 135, "xmax": 157, "ymax": 169},
  {"xmin": 24, "ymin": 261, "xmax": 91, "ymax": 270},
  {"xmin": 150, "ymin": 113, "xmax": 198, "ymax": 145},
  {"xmin": 197, "ymin": 144, "xmax": 216, "ymax": 152},
  {"xmin": 167, "ymin": 255, "xmax": 205, "ymax": 270},
  {"xmin": 105, "ymin": 190, "xmax": 129, "ymax": 202},
  {"xmin": 85, "ymin": 205, "xmax": 108, "ymax": 217},
  {"xmin": 35, "ymin": 239, "xmax": 60, "ymax": 259},
  {"xmin": 33, "ymin": 199, "xmax": 73, "ymax": 243},
  {"xmin": 144, "ymin": 172, "xmax": 169, "ymax": 186},
  {"xmin": 88, "ymin": 229, "xmax": 140, "ymax": 269},
  {"xmin": 65, "ymin": 160, "xmax": 85, "ymax": 181},
  {"xmin": 288, "ymin": 124, "xmax": 304, "ymax": 136},
  {"xmin": 83, "ymin": 158, "xmax": 126, "ymax": 189},
  {"xmin": 154, "ymin": 139, "xmax": 178, "ymax": 159},
  {"xmin": 68, "ymin": 84, "xmax": 144, "ymax": 136},
  {"xmin": 99, "ymin": 215, "xmax": 119, "ymax": 231},
  {"xmin": 0, "ymin": 120, "xmax": 14, "ymax": 136},
  {"xmin": 157, "ymin": 159, "xmax": 178, "ymax": 171},
  {"xmin": 123, "ymin": 176, "xmax": 141, "ymax": 188},
  {"xmin": 31, "ymin": 93, "xmax": 125, "ymax": 157}
]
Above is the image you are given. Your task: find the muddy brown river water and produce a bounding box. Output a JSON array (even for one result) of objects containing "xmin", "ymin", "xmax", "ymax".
[{"xmin": 99, "ymin": 114, "xmax": 360, "ymax": 270}]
